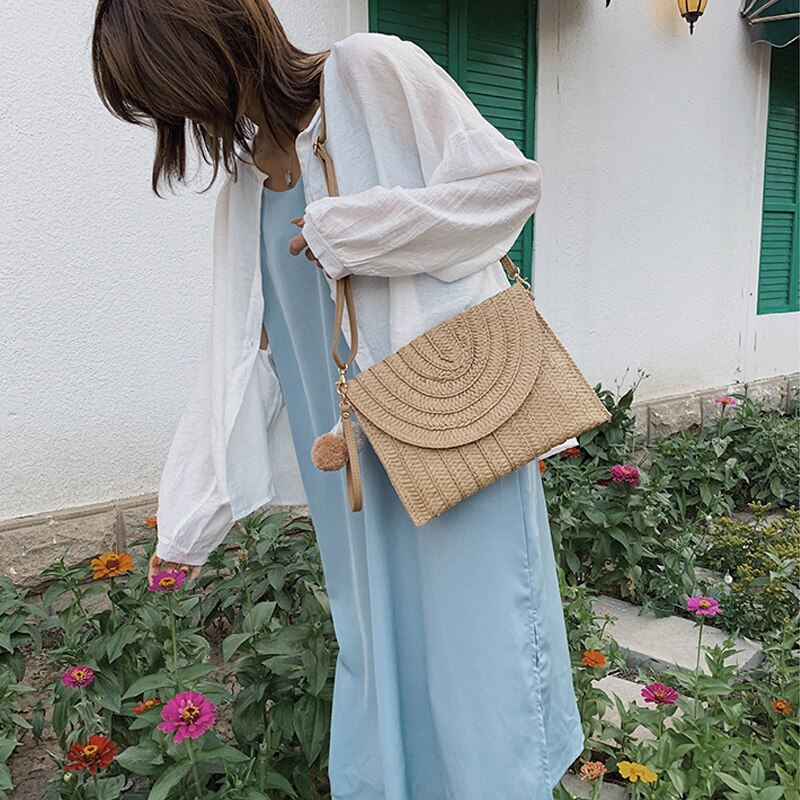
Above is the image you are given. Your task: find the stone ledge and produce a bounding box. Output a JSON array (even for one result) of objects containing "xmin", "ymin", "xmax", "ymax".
[
  {"xmin": 0, "ymin": 494, "xmax": 311, "ymax": 589},
  {"xmin": 643, "ymin": 372, "xmax": 796, "ymax": 440}
]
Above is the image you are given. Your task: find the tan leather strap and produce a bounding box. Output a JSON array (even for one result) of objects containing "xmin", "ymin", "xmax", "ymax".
[{"xmin": 311, "ymin": 67, "xmax": 362, "ymax": 511}]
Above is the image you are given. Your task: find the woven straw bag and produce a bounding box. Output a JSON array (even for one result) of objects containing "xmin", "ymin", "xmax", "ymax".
[{"xmin": 310, "ymin": 71, "xmax": 612, "ymax": 526}]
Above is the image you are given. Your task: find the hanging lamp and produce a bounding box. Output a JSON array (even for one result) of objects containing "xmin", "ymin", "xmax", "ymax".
[{"xmin": 677, "ymin": 0, "xmax": 709, "ymax": 34}]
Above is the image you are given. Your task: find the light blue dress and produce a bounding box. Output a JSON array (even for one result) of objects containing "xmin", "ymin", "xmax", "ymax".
[{"xmin": 259, "ymin": 175, "xmax": 586, "ymax": 800}]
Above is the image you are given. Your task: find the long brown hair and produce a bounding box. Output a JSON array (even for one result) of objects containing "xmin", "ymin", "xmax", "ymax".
[{"xmin": 91, "ymin": 0, "xmax": 329, "ymax": 195}]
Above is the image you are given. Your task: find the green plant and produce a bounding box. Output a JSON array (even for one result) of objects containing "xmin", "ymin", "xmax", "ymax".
[
  {"xmin": 724, "ymin": 392, "xmax": 800, "ymax": 509},
  {"xmin": 0, "ymin": 576, "xmax": 48, "ymax": 799},
  {"xmin": 565, "ymin": 593, "xmax": 799, "ymax": 799},
  {"xmin": 28, "ymin": 509, "xmax": 338, "ymax": 800},
  {"xmin": 699, "ymin": 503, "xmax": 800, "ymax": 639}
]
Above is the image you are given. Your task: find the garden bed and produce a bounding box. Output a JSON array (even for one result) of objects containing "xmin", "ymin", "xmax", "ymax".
[{"xmin": 2, "ymin": 382, "xmax": 797, "ymax": 799}]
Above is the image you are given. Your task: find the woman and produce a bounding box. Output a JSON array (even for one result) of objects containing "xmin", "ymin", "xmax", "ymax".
[{"xmin": 91, "ymin": 1, "xmax": 584, "ymax": 796}]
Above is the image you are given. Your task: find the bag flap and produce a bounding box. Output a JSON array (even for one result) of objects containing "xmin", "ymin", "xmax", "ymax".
[{"xmin": 345, "ymin": 282, "xmax": 543, "ymax": 449}]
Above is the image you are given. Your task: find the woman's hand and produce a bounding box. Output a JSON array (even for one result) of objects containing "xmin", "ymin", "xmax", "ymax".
[
  {"xmin": 147, "ymin": 553, "xmax": 202, "ymax": 586},
  {"xmin": 288, "ymin": 218, "xmax": 328, "ymax": 274}
]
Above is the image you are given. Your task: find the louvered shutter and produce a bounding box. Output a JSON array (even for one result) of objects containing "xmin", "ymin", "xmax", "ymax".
[
  {"xmin": 369, "ymin": 0, "xmax": 451, "ymax": 71},
  {"xmin": 757, "ymin": 41, "xmax": 799, "ymax": 315},
  {"xmin": 369, "ymin": 0, "xmax": 537, "ymax": 282}
]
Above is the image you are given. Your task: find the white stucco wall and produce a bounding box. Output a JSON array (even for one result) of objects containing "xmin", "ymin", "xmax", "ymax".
[
  {"xmin": 533, "ymin": 0, "xmax": 798, "ymax": 397},
  {"xmin": 0, "ymin": 0, "xmax": 365, "ymax": 519},
  {"xmin": 1, "ymin": 0, "xmax": 796, "ymax": 521}
]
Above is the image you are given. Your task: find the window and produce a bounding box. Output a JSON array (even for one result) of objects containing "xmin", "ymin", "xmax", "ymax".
[
  {"xmin": 369, "ymin": 0, "xmax": 538, "ymax": 282},
  {"xmin": 757, "ymin": 41, "xmax": 799, "ymax": 315}
]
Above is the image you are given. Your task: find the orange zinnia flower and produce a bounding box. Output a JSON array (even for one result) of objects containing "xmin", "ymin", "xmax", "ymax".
[
  {"xmin": 91, "ymin": 551, "xmax": 134, "ymax": 580},
  {"xmin": 133, "ymin": 697, "xmax": 162, "ymax": 714},
  {"xmin": 581, "ymin": 649, "xmax": 606, "ymax": 668},
  {"xmin": 771, "ymin": 698, "xmax": 793, "ymax": 715},
  {"xmin": 145, "ymin": 515, "xmax": 158, "ymax": 528},
  {"xmin": 63, "ymin": 735, "xmax": 118, "ymax": 774},
  {"xmin": 539, "ymin": 459, "xmax": 546, "ymax": 474}
]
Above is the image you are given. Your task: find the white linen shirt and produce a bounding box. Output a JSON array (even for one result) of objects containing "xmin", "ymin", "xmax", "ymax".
[{"xmin": 155, "ymin": 31, "xmax": 576, "ymax": 566}]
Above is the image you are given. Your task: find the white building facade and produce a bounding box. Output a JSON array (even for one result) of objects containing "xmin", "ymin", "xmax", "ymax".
[{"xmin": 1, "ymin": 0, "xmax": 797, "ymax": 521}]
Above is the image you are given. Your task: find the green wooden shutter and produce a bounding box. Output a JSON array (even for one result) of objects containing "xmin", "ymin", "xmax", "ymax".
[
  {"xmin": 369, "ymin": 0, "xmax": 537, "ymax": 282},
  {"xmin": 757, "ymin": 41, "xmax": 799, "ymax": 315}
]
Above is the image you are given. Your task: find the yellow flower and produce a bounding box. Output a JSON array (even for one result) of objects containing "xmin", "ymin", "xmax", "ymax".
[
  {"xmin": 618, "ymin": 760, "xmax": 658, "ymax": 783},
  {"xmin": 91, "ymin": 552, "xmax": 135, "ymax": 580}
]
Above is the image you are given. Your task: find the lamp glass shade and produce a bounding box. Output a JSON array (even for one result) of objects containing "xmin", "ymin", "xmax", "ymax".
[{"xmin": 677, "ymin": 0, "xmax": 709, "ymax": 14}]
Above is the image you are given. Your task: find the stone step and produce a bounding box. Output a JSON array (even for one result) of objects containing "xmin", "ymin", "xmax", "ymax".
[
  {"xmin": 590, "ymin": 595, "xmax": 762, "ymax": 675},
  {"xmin": 559, "ymin": 772, "xmax": 627, "ymax": 799},
  {"xmin": 591, "ymin": 674, "xmax": 688, "ymax": 746}
]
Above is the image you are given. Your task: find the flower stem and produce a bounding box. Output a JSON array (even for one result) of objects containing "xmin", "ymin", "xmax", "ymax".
[
  {"xmin": 167, "ymin": 593, "xmax": 183, "ymax": 692},
  {"xmin": 92, "ymin": 771, "xmax": 101, "ymax": 798},
  {"xmin": 693, "ymin": 618, "xmax": 705, "ymax": 718},
  {"xmin": 70, "ymin": 586, "xmax": 93, "ymax": 627},
  {"xmin": 185, "ymin": 738, "xmax": 205, "ymax": 799}
]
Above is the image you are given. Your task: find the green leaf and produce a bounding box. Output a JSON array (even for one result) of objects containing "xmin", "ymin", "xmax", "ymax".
[
  {"xmin": 147, "ymin": 760, "xmax": 192, "ymax": 800},
  {"xmin": 0, "ymin": 737, "xmax": 18, "ymax": 763},
  {"xmin": 243, "ymin": 601, "xmax": 277, "ymax": 633},
  {"xmin": 0, "ymin": 764, "xmax": 12, "ymax": 791},
  {"xmin": 0, "ymin": 634, "xmax": 11, "ymax": 654},
  {"xmin": 105, "ymin": 624, "xmax": 139, "ymax": 662},
  {"xmin": 293, "ymin": 694, "xmax": 330, "ymax": 764},
  {"xmin": 584, "ymin": 508, "xmax": 608, "ymax": 526},
  {"xmin": 223, "ymin": 632, "xmax": 255, "ymax": 662},
  {"xmin": 194, "ymin": 744, "xmax": 251, "ymax": 765},
  {"xmin": 91, "ymin": 671, "xmax": 121, "ymax": 713},
  {"xmin": 254, "ymin": 624, "xmax": 311, "ymax": 656},
  {"xmin": 179, "ymin": 663, "xmax": 217, "ymax": 684},
  {"xmin": 262, "ymin": 771, "xmax": 297, "ymax": 796},
  {"xmin": 123, "ymin": 672, "xmax": 174, "ymax": 700},
  {"xmin": 115, "ymin": 744, "xmax": 163, "ymax": 775}
]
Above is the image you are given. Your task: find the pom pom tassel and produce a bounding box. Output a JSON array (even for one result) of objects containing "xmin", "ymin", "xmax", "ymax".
[{"xmin": 311, "ymin": 432, "xmax": 349, "ymax": 471}]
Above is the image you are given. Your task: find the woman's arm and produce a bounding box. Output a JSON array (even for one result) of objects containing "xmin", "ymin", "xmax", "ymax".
[{"xmin": 300, "ymin": 33, "xmax": 542, "ymax": 284}]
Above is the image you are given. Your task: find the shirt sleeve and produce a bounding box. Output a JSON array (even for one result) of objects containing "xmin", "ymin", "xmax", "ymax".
[
  {"xmin": 154, "ymin": 329, "xmax": 236, "ymax": 567},
  {"xmin": 300, "ymin": 33, "xmax": 542, "ymax": 284}
]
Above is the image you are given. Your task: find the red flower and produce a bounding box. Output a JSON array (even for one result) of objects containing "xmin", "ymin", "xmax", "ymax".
[
  {"xmin": 562, "ymin": 446, "xmax": 583, "ymax": 458},
  {"xmin": 641, "ymin": 682, "xmax": 679, "ymax": 705},
  {"xmin": 771, "ymin": 698, "xmax": 793, "ymax": 715},
  {"xmin": 610, "ymin": 464, "xmax": 640, "ymax": 487},
  {"xmin": 63, "ymin": 735, "xmax": 118, "ymax": 774},
  {"xmin": 133, "ymin": 697, "xmax": 162, "ymax": 714}
]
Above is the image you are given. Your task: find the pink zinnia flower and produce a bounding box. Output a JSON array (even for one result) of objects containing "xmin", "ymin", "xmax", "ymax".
[
  {"xmin": 687, "ymin": 596, "xmax": 722, "ymax": 616},
  {"xmin": 641, "ymin": 682, "xmax": 679, "ymax": 705},
  {"xmin": 157, "ymin": 691, "xmax": 216, "ymax": 743},
  {"xmin": 148, "ymin": 569, "xmax": 186, "ymax": 592},
  {"xmin": 610, "ymin": 464, "xmax": 640, "ymax": 487},
  {"xmin": 713, "ymin": 395, "xmax": 737, "ymax": 406},
  {"xmin": 61, "ymin": 665, "xmax": 95, "ymax": 688}
]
